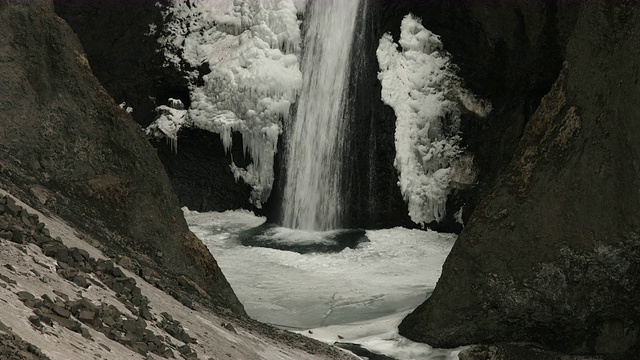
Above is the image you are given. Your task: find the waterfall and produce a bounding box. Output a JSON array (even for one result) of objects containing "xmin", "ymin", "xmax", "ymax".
[{"xmin": 281, "ymin": 0, "xmax": 362, "ymax": 231}]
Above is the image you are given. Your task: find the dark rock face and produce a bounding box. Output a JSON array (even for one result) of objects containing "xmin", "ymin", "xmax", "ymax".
[
  {"xmin": 342, "ymin": 1, "xmax": 569, "ymax": 231},
  {"xmin": 53, "ymin": 0, "xmax": 253, "ymax": 213},
  {"xmin": 52, "ymin": 0, "xmax": 186, "ymax": 128},
  {"xmin": 0, "ymin": 1, "xmax": 244, "ymax": 315},
  {"xmin": 153, "ymin": 128, "xmax": 256, "ymax": 212},
  {"xmin": 400, "ymin": 4, "xmax": 640, "ymax": 357},
  {"xmin": 339, "ymin": 0, "xmax": 416, "ymax": 230}
]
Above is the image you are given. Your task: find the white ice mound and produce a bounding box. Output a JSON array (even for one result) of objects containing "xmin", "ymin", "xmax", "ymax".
[
  {"xmin": 377, "ymin": 14, "xmax": 490, "ymax": 226},
  {"xmin": 148, "ymin": 0, "xmax": 306, "ymax": 208}
]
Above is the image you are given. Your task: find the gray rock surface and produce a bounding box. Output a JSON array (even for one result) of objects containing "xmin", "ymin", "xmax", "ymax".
[
  {"xmin": 399, "ymin": 4, "xmax": 640, "ymax": 358},
  {"xmin": 0, "ymin": 1, "xmax": 243, "ymax": 315}
]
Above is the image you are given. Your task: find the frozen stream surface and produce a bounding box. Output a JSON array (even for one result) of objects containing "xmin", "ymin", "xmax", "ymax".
[{"xmin": 186, "ymin": 209, "xmax": 463, "ymax": 360}]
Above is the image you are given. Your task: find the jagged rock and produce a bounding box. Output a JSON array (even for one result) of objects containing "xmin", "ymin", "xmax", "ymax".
[
  {"xmin": 140, "ymin": 307, "xmax": 154, "ymax": 321},
  {"xmin": 4, "ymin": 198, "xmax": 19, "ymax": 217},
  {"xmin": 399, "ymin": 4, "xmax": 640, "ymax": 358},
  {"xmin": 221, "ymin": 322, "xmax": 237, "ymax": 334},
  {"xmin": 77, "ymin": 310, "xmax": 96, "ymax": 323},
  {"xmin": 52, "ymin": 291, "xmax": 69, "ymax": 302},
  {"xmin": 51, "ymin": 305, "xmax": 71, "ymax": 319},
  {"xmin": 9, "ymin": 230, "xmax": 24, "ymax": 244},
  {"xmin": 28, "ymin": 315, "xmax": 41, "ymax": 328},
  {"xmin": 72, "ymin": 274, "xmax": 89, "ymax": 288},
  {"xmin": 111, "ymin": 267, "xmax": 126, "ymax": 278},
  {"xmin": 70, "ymin": 248, "xmax": 86, "ymax": 263}
]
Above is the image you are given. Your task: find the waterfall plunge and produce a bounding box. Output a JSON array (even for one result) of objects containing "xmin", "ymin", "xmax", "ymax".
[{"xmin": 281, "ymin": 0, "xmax": 361, "ymax": 231}]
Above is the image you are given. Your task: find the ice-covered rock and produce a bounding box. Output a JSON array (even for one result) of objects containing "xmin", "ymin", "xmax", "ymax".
[
  {"xmin": 377, "ymin": 14, "xmax": 489, "ymax": 226},
  {"xmin": 149, "ymin": 0, "xmax": 307, "ymax": 207}
]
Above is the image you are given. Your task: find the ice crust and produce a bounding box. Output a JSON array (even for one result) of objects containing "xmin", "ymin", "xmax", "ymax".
[
  {"xmin": 186, "ymin": 208, "xmax": 461, "ymax": 359},
  {"xmin": 147, "ymin": 0, "xmax": 307, "ymax": 207},
  {"xmin": 377, "ymin": 14, "xmax": 490, "ymax": 226}
]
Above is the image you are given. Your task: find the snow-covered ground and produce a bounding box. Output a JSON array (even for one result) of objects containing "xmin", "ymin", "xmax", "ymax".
[
  {"xmin": 186, "ymin": 209, "xmax": 464, "ymax": 360},
  {"xmin": 0, "ymin": 189, "xmax": 354, "ymax": 360}
]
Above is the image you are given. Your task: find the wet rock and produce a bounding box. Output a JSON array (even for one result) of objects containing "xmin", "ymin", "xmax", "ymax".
[{"xmin": 9, "ymin": 230, "xmax": 24, "ymax": 244}]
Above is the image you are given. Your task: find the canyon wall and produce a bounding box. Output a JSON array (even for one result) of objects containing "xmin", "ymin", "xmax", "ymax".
[
  {"xmin": 400, "ymin": 3, "xmax": 640, "ymax": 357},
  {"xmin": 0, "ymin": 0, "xmax": 244, "ymax": 315}
]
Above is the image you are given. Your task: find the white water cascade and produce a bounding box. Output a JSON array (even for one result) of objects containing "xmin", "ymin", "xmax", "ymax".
[{"xmin": 281, "ymin": 0, "xmax": 362, "ymax": 231}]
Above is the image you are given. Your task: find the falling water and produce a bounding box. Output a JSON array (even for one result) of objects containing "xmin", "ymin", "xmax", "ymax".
[{"xmin": 281, "ymin": 0, "xmax": 362, "ymax": 231}]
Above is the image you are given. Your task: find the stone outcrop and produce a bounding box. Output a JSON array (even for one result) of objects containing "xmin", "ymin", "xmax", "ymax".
[
  {"xmin": 399, "ymin": 3, "xmax": 640, "ymax": 358},
  {"xmin": 53, "ymin": 0, "xmax": 255, "ymax": 213},
  {"xmin": 0, "ymin": 1, "xmax": 243, "ymax": 315}
]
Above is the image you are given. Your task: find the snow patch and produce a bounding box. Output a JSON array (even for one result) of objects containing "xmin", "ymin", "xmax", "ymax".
[
  {"xmin": 148, "ymin": 0, "xmax": 307, "ymax": 207},
  {"xmin": 377, "ymin": 14, "xmax": 490, "ymax": 226}
]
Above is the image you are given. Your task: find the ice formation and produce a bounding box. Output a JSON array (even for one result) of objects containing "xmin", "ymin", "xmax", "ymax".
[
  {"xmin": 377, "ymin": 14, "xmax": 490, "ymax": 226},
  {"xmin": 147, "ymin": 0, "xmax": 307, "ymax": 207},
  {"xmin": 146, "ymin": 98, "xmax": 187, "ymax": 153}
]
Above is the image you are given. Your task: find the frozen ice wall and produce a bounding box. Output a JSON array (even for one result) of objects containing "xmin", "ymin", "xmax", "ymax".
[
  {"xmin": 281, "ymin": 0, "xmax": 362, "ymax": 231},
  {"xmin": 147, "ymin": 0, "xmax": 307, "ymax": 208},
  {"xmin": 377, "ymin": 14, "xmax": 490, "ymax": 226}
]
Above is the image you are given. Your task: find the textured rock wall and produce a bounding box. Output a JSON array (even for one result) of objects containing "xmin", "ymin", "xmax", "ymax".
[
  {"xmin": 341, "ymin": 1, "xmax": 567, "ymax": 231},
  {"xmin": 53, "ymin": 0, "xmax": 253, "ymax": 213},
  {"xmin": 400, "ymin": 4, "xmax": 640, "ymax": 357},
  {"xmin": 0, "ymin": 1, "xmax": 244, "ymax": 315}
]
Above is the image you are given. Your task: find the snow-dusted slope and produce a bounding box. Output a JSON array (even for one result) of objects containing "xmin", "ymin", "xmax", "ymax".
[
  {"xmin": 0, "ymin": 189, "xmax": 354, "ymax": 360},
  {"xmin": 377, "ymin": 14, "xmax": 490, "ymax": 226},
  {"xmin": 147, "ymin": 0, "xmax": 307, "ymax": 208}
]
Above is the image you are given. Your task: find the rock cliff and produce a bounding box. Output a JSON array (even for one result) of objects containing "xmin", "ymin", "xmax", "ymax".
[
  {"xmin": 53, "ymin": 0, "xmax": 255, "ymax": 213},
  {"xmin": 0, "ymin": 0, "xmax": 243, "ymax": 315},
  {"xmin": 400, "ymin": 3, "xmax": 640, "ymax": 358}
]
